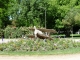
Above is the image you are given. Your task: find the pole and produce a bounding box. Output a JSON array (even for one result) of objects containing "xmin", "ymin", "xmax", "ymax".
[{"xmin": 45, "ymin": 8, "xmax": 46, "ymax": 28}]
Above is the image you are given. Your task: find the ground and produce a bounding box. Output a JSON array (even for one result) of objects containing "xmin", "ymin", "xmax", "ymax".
[
  {"xmin": 0, "ymin": 38, "xmax": 80, "ymax": 43},
  {"xmin": 0, "ymin": 54, "xmax": 80, "ymax": 60}
]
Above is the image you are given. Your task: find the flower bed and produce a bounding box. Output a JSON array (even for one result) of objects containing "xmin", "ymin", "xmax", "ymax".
[{"xmin": 0, "ymin": 38, "xmax": 80, "ymax": 51}]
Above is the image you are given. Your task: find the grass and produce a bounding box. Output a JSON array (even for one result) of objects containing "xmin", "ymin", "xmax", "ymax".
[
  {"xmin": 53, "ymin": 34, "xmax": 80, "ymax": 39},
  {"xmin": 70, "ymin": 34, "xmax": 80, "ymax": 37},
  {"xmin": 0, "ymin": 47, "xmax": 80, "ymax": 56}
]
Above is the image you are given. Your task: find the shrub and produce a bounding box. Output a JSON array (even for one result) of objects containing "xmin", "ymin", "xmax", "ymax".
[
  {"xmin": 4, "ymin": 26, "xmax": 30, "ymax": 38},
  {"xmin": 0, "ymin": 38, "xmax": 80, "ymax": 52}
]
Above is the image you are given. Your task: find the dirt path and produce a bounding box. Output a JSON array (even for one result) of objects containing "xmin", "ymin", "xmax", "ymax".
[
  {"xmin": 0, "ymin": 54, "xmax": 80, "ymax": 60},
  {"xmin": 0, "ymin": 38, "xmax": 80, "ymax": 44},
  {"xmin": 0, "ymin": 39, "xmax": 19, "ymax": 43}
]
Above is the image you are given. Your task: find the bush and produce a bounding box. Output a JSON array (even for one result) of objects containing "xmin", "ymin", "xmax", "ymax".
[
  {"xmin": 4, "ymin": 26, "xmax": 30, "ymax": 38},
  {"xmin": 0, "ymin": 38, "xmax": 80, "ymax": 51}
]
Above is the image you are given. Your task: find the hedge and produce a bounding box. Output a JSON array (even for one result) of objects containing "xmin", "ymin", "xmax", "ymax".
[{"xmin": 4, "ymin": 26, "xmax": 31, "ymax": 38}]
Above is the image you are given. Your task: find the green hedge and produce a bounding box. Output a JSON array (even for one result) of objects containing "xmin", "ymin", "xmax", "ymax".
[
  {"xmin": 4, "ymin": 26, "xmax": 31, "ymax": 38},
  {"xmin": 0, "ymin": 39, "xmax": 80, "ymax": 51}
]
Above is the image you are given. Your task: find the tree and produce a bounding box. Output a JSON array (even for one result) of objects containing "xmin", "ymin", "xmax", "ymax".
[
  {"xmin": 46, "ymin": 0, "xmax": 70, "ymax": 29},
  {"xmin": 0, "ymin": 0, "xmax": 11, "ymax": 28},
  {"xmin": 62, "ymin": 9, "xmax": 80, "ymax": 37},
  {"xmin": 55, "ymin": 19, "xmax": 64, "ymax": 32},
  {"xmin": 4, "ymin": 0, "xmax": 80, "ymax": 29},
  {"xmin": 0, "ymin": 19, "xmax": 2, "ymax": 28},
  {"xmin": 8, "ymin": 0, "xmax": 49, "ymax": 27}
]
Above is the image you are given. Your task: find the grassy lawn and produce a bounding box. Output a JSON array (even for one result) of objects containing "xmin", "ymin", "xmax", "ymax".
[
  {"xmin": 0, "ymin": 47, "xmax": 80, "ymax": 56},
  {"xmin": 70, "ymin": 34, "xmax": 80, "ymax": 39},
  {"xmin": 53, "ymin": 34, "xmax": 80, "ymax": 39}
]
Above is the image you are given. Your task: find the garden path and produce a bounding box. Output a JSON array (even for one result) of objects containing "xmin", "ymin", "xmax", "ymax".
[
  {"xmin": 0, "ymin": 38, "xmax": 80, "ymax": 43},
  {"xmin": 0, "ymin": 54, "xmax": 80, "ymax": 60}
]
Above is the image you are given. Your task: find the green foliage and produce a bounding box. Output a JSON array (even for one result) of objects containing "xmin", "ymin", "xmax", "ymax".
[
  {"xmin": 8, "ymin": 0, "xmax": 49, "ymax": 27},
  {"xmin": 0, "ymin": 0, "xmax": 80, "ymax": 29},
  {"xmin": 0, "ymin": 20, "xmax": 2, "ymax": 28},
  {"xmin": 0, "ymin": 29, "xmax": 3, "ymax": 38},
  {"xmin": 4, "ymin": 26, "xmax": 30, "ymax": 38},
  {"xmin": 55, "ymin": 19, "xmax": 64, "ymax": 29},
  {"xmin": 0, "ymin": 39, "xmax": 80, "ymax": 51},
  {"xmin": 0, "ymin": 0, "xmax": 10, "ymax": 28},
  {"xmin": 63, "ymin": 9, "xmax": 80, "ymax": 28}
]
